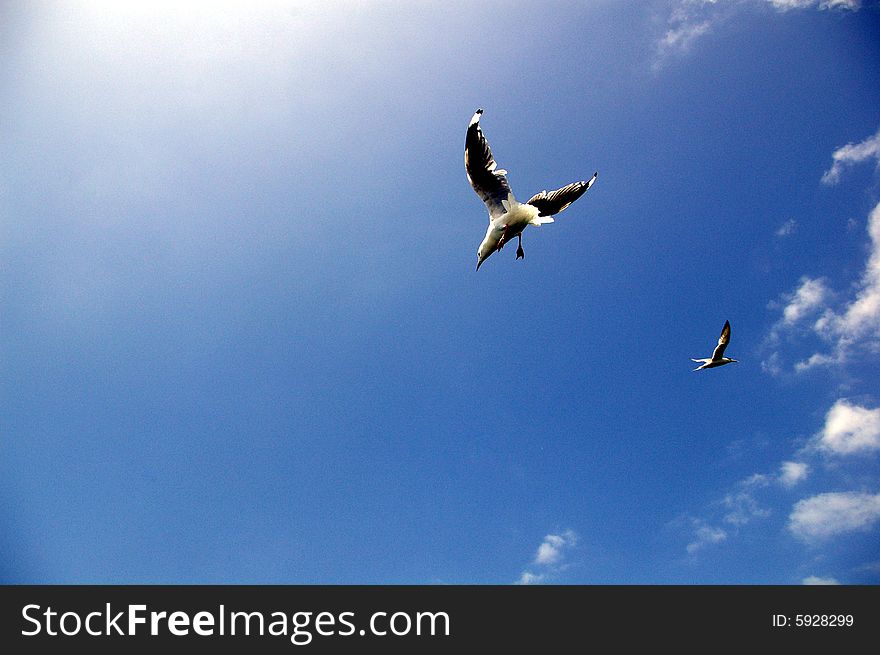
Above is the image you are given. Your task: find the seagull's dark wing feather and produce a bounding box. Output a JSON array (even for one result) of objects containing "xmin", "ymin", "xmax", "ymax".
[
  {"xmin": 465, "ymin": 109, "xmax": 511, "ymax": 220},
  {"xmin": 526, "ymin": 172, "xmax": 597, "ymax": 217},
  {"xmin": 711, "ymin": 320, "xmax": 731, "ymax": 361}
]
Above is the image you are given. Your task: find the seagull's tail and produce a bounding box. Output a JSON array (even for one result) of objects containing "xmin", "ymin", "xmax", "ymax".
[{"xmin": 691, "ymin": 358, "xmax": 710, "ymax": 371}]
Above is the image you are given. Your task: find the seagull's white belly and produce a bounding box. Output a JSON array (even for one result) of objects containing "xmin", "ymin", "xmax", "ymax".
[
  {"xmin": 476, "ymin": 200, "xmax": 541, "ymax": 266},
  {"xmin": 483, "ymin": 202, "xmax": 539, "ymax": 249},
  {"xmin": 491, "ymin": 202, "xmax": 539, "ymax": 232}
]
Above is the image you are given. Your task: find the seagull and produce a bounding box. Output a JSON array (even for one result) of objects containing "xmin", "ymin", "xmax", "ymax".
[
  {"xmin": 692, "ymin": 320, "xmax": 738, "ymax": 371},
  {"xmin": 464, "ymin": 109, "xmax": 597, "ymax": 270}
]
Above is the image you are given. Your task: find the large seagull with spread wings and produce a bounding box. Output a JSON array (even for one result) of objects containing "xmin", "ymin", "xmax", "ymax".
[{"xmin": 465, "ymin": 109, "xmax": 598, "ymax": 270}]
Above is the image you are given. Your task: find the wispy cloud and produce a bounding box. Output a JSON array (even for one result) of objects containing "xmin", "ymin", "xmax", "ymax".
[
  {"xmin": 802, "ymin": 575, "xmax": 841, "ymax": 585},
  {"xmin": 853, "ymin": 560, "xmax": 880, "ymax": 574},
  {"xmin": 686, "ymin": 521, "xmax": 728, "ymax": 554},
  {"xmin": 653, "ymin": 0, "xmax": 719, "ymax": 70},
  {"xmin": 655, "ymin": 20, "xmax": 712, "ymax": 68},
  {"xmin": 770, "ymin": 0, "xmax": 861, "ymax": 10},
  {"xmin": 682, "ymin": 393, "xmax": 877, "ymax": 555},
  {"xmin": 725, "ymin": 121, "xmax": 879, "ymax": 581},
  {"xmin": 681, "ymin": 464, "xmax": 808, "ymax": 554},
  {"xmin": 516, "ymin": 530, "xmax": 578, "ymax": 584},
  {"xmin": 779, "ymin": 277, "xmax": 831, "ymax": 328},
  {"xmin": 534, "ymin": 530, "xmax": 577, "ymax": 566},
  {"xmin": 821, "ymin": 127, "xmax": 880, "ymax": 185},
  {"xmin": 761, "ymin": 351, "xmax": 783, "ymax": 376},
  {"xmin": 516, "ymin": 571, "xmax": 546, "ymax": 585},
  {"xmin": 764, "ymin": 127, "xmax": 880, "ymax": 374},
  {"xmin": 681, "ymin": 473, "xmax": 774, "ymax": 556},
  {"xmin": 807, "ymin": 201, "xmax": 880, "ymax": 362},
  {"xmin": 722, "ymin": 474, "xmax": 772, "ymax": 526},
  {"xmin": 779, "ymin": 461, "xmax": 809, "ymax": 488},
  {"xmin": 788, "ymin": 491, "xmax": 880, "ymax": 541},
  {"xmin": 765, "ymin": 200, "xmax": 880, "ymax": 373},
  {"xmin": 762, "ymin": 276, "xmax": 830, "ymax": 374},
  {"xmin": 776, "ymin": 219, "xmax": 797, "ymax": 238},
  {"xmin": 793, "ymin": 352, "xmax": 840, "ymax": 372},
  {"xmin": 655, "ymin": 0, "xmax": 862, "ymax": 70}
]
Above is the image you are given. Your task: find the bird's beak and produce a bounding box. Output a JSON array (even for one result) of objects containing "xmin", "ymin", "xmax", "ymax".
[{"xmin": 476, "ymin": 260, "xmax": 482, "ymax": 272}]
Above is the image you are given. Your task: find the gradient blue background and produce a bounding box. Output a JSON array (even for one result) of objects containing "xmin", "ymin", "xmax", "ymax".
[{"xmin": 2, "ymin": 1, "xmax": 879, "ymax": 584}]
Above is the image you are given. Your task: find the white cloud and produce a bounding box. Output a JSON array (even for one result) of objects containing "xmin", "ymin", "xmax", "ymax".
[
  {"xmin": 793, "ymin": 352, "xmax": 840, "ymax": 372},
  {"xmin": 781, "ymin": 277, "xmax": 830, "ymax": 326},
  {"xmin": 656, "ymin": 0, "xmax": 861, "ymax": 69},
  {"xmin": 788, "ymin": 491, "xmax": 880, "ymax": 540},
  {"xmin": 779, "ymin": 461, "xmax": 809, "ymax": 488},
  {"xmin": 516, "ymin": 529, "xmax": 578, "ymax": 584},
  {"xmin": 764, "ymin": 277, "xmax": 829, "ymax": 374},
  {"xmin": 682, "ymin": 395, "xmax": 876, "ymax": 580},
  {"xmin": 769, "ymin": 201, "xmax": 880, "ymax": 373},
  {"xmin": 658, "ymin": 20, "xmax": 712, "ymax": 54},
  {"xmin": 822, "ymin": 127, "xmax": 880, "ymax": 185},
  {"xmin": 802, "ymin": 575, "xmax": 841, "ymax": 585},
  {"xmin": 761, "ymin": 351, "xmax": 783, "ymax": 376},
  {"xmin": 652, "ymin": 1, "xmax": 718, "ymax": 69},
  {"xmin": 821, "ymin": 0, "xmax": 861, "ymax": 8},
  {"xmin": 686, "ymin": 522, "xmax": 727, "ymax": 554},
  {"xmin": 768, "ymin": 0, "xmax": 815, "ymax": 9},
  {"xmin": 534, "ymin": 530, "xmax": 578, "ymax": 565},
  {"xmin": 854, "ymin": 560, "xmax": 880, "ymax": 574},
  {"xmin": 816, "ymin": 399, "xmax": 880, "ymax": 455},
  {"xmin": 813, "ymin": 202, "xmax": 880, "ymax": 349},
  {"xmin": 722, "ymin": 474, "xmax": 772, "ymax": 526},
  {"xmin": 776, "ymin": 219, "xmax": 797, "ymax": 238},
  {"xmin": 770, "ymin": 0, "xmax": 860, "ymax": 10},
  {"xmin": 516, "ymin": 571, "xmax": 546, "ymax": 586}
]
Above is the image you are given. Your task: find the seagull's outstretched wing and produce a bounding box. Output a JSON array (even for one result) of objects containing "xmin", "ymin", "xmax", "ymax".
[
  {"xmin": 711, "ymin": 320, "xmax": 731, "ymax": 361},
  {"xmin": 526, "ymin": 172, "xmax": 598, "ymax": 217},
  {"xmin": 465, "ymin": 109, "xmax": 512, "ymax": 220}
]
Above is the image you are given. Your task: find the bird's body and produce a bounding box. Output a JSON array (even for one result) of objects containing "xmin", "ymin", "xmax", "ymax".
[
  {"xmin": 692, "ymin": 320, "xmax": 738, "ymax": 371},
  {"xmin": 477, "ymin": 199, "xmax": 540, "ymax": 258},
  {"xmin": 691, "ymin": 358, "xmax": 734, "ymax": 370},
  {"xmin": 464, "ymin": 109, "xmax": 597, "ymax": 270}
]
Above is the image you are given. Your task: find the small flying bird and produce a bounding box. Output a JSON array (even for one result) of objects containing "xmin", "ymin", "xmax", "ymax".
[
  {"xmin": 692, "ymin": 320, "xmax": 738, "ymax": 371},
  {"xmin": 464, "ymin": 109, "xmax": 597, "ymax": 270}
]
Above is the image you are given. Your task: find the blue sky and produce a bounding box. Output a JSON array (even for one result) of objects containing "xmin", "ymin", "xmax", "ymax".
[{"xmin": 2, "ymin": 0, "xmax": 879, "ymax": 585}]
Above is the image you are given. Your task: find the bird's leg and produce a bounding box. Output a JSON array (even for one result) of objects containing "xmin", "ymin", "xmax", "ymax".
[
  {"xmin": 496, "ymin": 225, "xmax": 509, "ymax": 251},
  {"xmin": 516, "ymin": 233, "xmax": 524, "ymax": 260}
]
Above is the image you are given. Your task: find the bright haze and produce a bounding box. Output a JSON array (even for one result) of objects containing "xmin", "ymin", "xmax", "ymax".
[{"xmin": 2, "ymin": 1, "xmax": 879, "ymax": 584}]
